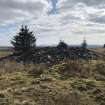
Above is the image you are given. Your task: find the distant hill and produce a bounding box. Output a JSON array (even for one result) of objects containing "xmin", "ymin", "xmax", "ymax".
[
  {"xmin": 0, "ymin": 45, "xmax": 103, "ymax": 51},
  {"xmin": 37, "ymin": 44, "xmax": 103, "ymax": 48},
  {"xmin": 0, "ymin": 46, "xmax": 13, "ymax": 51}
]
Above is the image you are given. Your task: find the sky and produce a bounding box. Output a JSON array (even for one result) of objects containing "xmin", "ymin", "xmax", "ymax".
[{"xmin": 0, "ymin": 0, "xmax": 105, "ymax": 46}]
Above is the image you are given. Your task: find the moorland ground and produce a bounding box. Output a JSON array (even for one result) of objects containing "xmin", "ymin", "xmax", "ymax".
[{"xmin": 0, "ymin": 48, "xmax": 104, "ymax": 105}]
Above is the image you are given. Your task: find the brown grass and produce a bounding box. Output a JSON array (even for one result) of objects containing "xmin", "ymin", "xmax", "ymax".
[{"xmin": 0, "ymin": 60, "xmax": 104, "ymax": 105}]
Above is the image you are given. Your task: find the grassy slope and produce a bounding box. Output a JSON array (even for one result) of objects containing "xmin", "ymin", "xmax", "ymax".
[
  {"xmin": 0, "ymin": 51, "xmax": 12, "ymax": 57},
  {"xmin": 90, "ymin": 48, "xmax": 105, "ymax": 55},
  {"xmin": 0, "ymin": 60, "xmax": 104, "ymax": 105}
]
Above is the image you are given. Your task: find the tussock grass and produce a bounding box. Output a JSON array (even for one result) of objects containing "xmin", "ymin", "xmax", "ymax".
[{"xmin": 0, "ymin": 60, "xmax": 104, "ymax": 105}]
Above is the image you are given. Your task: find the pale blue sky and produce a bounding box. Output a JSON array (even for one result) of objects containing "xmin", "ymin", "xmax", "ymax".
[{"xmin": 0, "ymin": 0, "xmax": 105, "ymax": 46}]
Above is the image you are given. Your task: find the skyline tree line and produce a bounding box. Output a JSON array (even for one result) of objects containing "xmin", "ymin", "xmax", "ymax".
[
  {"xmin": 11, "ymin": 25, "xmax": 100, "ymax": 63},
  {"xmin": 11, "ymin": 25, "xmax": 36, "ymax": 63}
]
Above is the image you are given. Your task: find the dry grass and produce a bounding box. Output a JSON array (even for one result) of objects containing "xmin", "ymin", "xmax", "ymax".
[
  {"xmin": 0, "ymin": 51, "xmax": 12, "ymax": 57},
  {"xmin": 0, "ymin": 60, "xmax": 104, "ymax": 105},
  {"xmin": 90, "ymin": 48, "xmax": 105, "ymax": 54}
]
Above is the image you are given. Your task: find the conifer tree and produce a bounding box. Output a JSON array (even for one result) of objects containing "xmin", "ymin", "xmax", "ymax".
[
  {"xmin": 80, "ymin": 38, "xmax": 88, "ymax": 59},
  {"xmin": 11, "ymin": 25, "xmax": 36, "ymax": 63},
  {"xmin": 81, "ymin": 39, "xmax": 87, "ymax": 49},
  {"xmin": 57, "ymin": 40, "xmax": 68, "ymax": 50}
]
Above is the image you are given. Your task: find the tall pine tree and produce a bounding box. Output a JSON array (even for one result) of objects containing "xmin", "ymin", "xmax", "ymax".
[{"xmin": 11, "ymin": 25, "xmax": 36, "ymax": 63}]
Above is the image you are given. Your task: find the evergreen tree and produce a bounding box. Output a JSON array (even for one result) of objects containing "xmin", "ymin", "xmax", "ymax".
[
  {"xmin": 11, "ymin": 25, "xmax": 36, "ymax": 63},
  {"xmin": 80, "ymin": 39, "xmax": 88, "ymax": 59},
  {"xmin": 81, "ymin": 39, "xmax": 87, "ymax": 49},
  {"xmin": 57, "ymin": 40, "xmax": 68, "ymax": 50}
]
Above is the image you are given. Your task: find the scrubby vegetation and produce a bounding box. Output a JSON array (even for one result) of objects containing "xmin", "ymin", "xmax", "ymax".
[
  {"xmin": 0, "ymin": 60, "xmax": 104, "ymax": 105},
  {"xmin": 0, "ymin": 25, "xmax": 104, "ymax": 105}
]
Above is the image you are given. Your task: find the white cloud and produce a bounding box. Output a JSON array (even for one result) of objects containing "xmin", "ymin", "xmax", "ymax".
[{"xmin": 0, "ymin": 0, "xmax": 105, "ymax": 46}]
